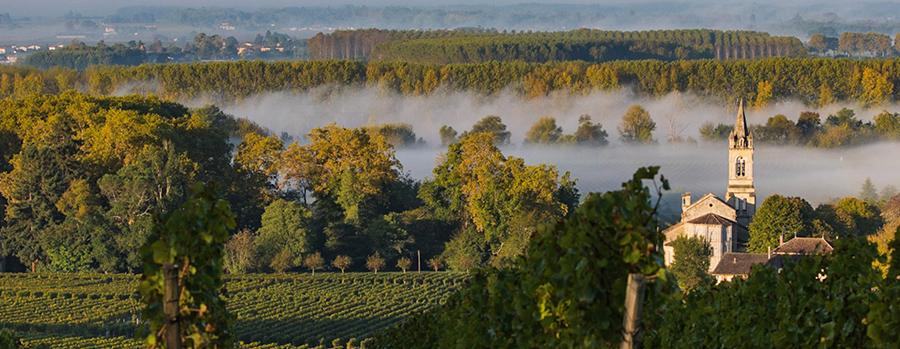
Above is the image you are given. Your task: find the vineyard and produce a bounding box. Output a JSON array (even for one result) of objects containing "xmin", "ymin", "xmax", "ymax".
[{"xmin": 0, "ymin": 272, "xmax": 465, "ymax": 348}]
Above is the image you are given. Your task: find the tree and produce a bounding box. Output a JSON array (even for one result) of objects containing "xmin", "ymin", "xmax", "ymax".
[
  {"xmin": 669, "ymin": 236, "xmax": 712, "ymax": 291},
  {"xmin": 524, "ymin": 117, "xmax": 563, "ymax": 144},
  {"xmin": 137, "ymin": 183, "xmax": 235, "ymax": 348},
  {"xmin": 332, "ymin": 255, "xmax": 352, "ymax": 273},
  {"xmin": 874, "ymin": 110, "xmax": 900, "ymax": 140},
  {"xmin": 861, "ymin": 177, "xmax": 879, "ymax": 204},
  {"xmin": 698, "ymin": 122, "xmax": 732, "ymax": 142},
  {"xmin": 256, "ymin": 199, "xmax": 314, "ymax": 269},
  {"xmin": 281, "ymin": 123, "xmax": 400, "ymax": 221},
  {"xmin": 367, "ymin": 123, "xmax": 421, "ymax": 149},
  {"xmin": 573, "ymin": 114, "xmax": 609, "ymax": 147},
  {"xmin": 303, "ymin": 252, "xmax": 325, "ymax": 275},
  {"xmin": 224, "ymin": 230, "xmax": 257, "ymax": 274},
  {"xmin": 618, "ymin": 104, "xmax": 656, "ymax": 145},
  {"xmin": 748, "ymin": 194, "xmax": 814, "ymax": 253},
  {"xmin": 396, "ymin": 257, "xmax": 412, "ymax": 273},
  {"xmin": 420, "ymin": 132, "xmax": 578, "ymax": 265},
  {"xmin": 808, "ymin": 34, "xmax": 828, "ymax": 53},
  {"xmin": 464, "ymin": 115, "xmax": 511, "ymax": 145},
  {"xmin": 366, "ymin": 252, "xmax": 386, "ymax": 273},
  {"xmin": 426, "ymin": 257, "xmax": 442, "ymax": 272},
  {"xmin": 270, "ymin": 250, "xmax": 293, "ymax": 273},
  {"xmin": 439, "ymin": 125, "xmax": 458, "ymax": 146},
  {"xmin": 836, "ymin": 197, "xmax": 883, "ymax": 236}
]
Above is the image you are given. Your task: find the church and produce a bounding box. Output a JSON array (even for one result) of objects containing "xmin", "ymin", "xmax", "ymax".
[{"xmin": 663, "ymin": 101, "xmax": 756, "ymax": 271}]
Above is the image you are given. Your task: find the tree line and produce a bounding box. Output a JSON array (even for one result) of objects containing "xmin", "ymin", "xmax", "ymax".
[
  {"xmin": 7, "ymin": 57, "xmax": 900, "ymax": 107},
  {"xmin": 0, "ymin": 93, "xmax": 578, "ymax": 274},
  {"xmin": 22, "ymin": 41, "xmax": 146, "ymax": 71},
  {"xmin": 701, "ymin": 107, "xmax": 900, "ymax": 147},
  {"xmin": 310, "ymin": 28, "xmax": 806, "ymax": 61}
]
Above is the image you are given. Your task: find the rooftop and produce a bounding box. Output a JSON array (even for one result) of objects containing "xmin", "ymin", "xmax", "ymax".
[
  {"xmin": 772, "ymin": 237, "xmax": 834, "ymax": 255},
  {"xmin": 711, "ymin": 252, "xmax": 769, "ymax": 276}
]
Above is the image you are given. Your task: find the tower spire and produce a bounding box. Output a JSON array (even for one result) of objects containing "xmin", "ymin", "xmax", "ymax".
[{"xmin": 735, "ymin": 99, "xmax": 749, "ymax": 137}]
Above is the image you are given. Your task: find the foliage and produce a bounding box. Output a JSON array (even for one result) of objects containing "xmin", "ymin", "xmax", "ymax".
[
  {"xmin": 224, "ymin": 230, "xmax": 257, "ymax": 274},
  {"xmin": 524, "ymin": 117, "xmax": 563, "ymax": 144},
  {"xmin": 15, "ymin": 56, "xmax": 900, "ymax": 107},
  {"xmin": 281, "ymin": 124, "xmax": 401, "ymax": 221},
  {"xmin": 396, "ymin": 257, "xmax": 412, "ymax": 273},
  {"xmin": 647, "ymin": 237, "xmax": 891, "ymax": 348},
  {"xmin": 137, "ymin": 183, "xmax": 236, "ymax": 348},
  {"xmin": 618, "ymin": 104, "xmax": 656, "ymax": 145},
  {"xmin": 420, "ymin": 132, "xmax": 579, "ymax": 266},
  {"xmin": 366, "ymin": 252, "xmax": 386, "ymax": 273},
  {"xmin": 374, "ymin": 167, "xmax": 671, "ymax": 348},
  {"xmin": 698, "ymin": 122, "xmax": 733, "ymax": 142},
  {"xmin": 303, "ymin": 252, "xmax": 325, "ymax": 275},
  {"xmin": 255, "ymin": 199, "xmax": 314, "ymax": 268},
  {"xmin": 669, "ymin": 236, "xmax": 711, "ymax": 291},
  {"xmin": 438, "ymin": 126, "xmax": 457, "ymax": 146},
  {"xmin": 269, "ymin": 250, "xmax": 293, "ymax": 273},
  {"xmin": 314, "ymin": 28, "xmax": 804, "ymax": 62},
  {"xmin": 23, "ymin": 42, "xmax": 146, "ymax": 71},
  {"xmin": 572, "ymin": 114, "xmax": 609, "ymax": 147},
  {"xmin": 462, "ymin": 115, "xmax": 511, "ymax": 145},
  {"xmin": 426, "ymin": 257, "xmax": 442, "ymax": 272},
  {"xmin": 332, "ymin": 255, "xmax": 352, "ymax": 273},
  {"xmin": 365, "ymin": 123, "xmax": 423, "ymax": 149},
  {"xmin": 748, "ymin": 194, "xmax": 815, "ymax": 253}
]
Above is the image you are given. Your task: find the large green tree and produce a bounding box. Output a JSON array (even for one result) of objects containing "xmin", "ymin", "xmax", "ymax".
[
  {"xmin": 748, "ymin": 194, "xmax": 815, "ymax": 253},
  {"xmin": 420, "ymin": 132, "xmax": 579, "ymax": 266},
  {"xmin": 256, "ymin": 199, "xmax": 315, "ymax": 268},
  {"xmin": 669, "ymin": 235, "xmax": 712, "ymax": 291},
  {"xmin": 463, "ymin": 115, "xmax": 512, "ymax": 145},
  {"xmin": 524, "ymin": 117, "xmax": 563, "ymax": 144},
  {"xmin": 618, "ymin": 104, "xmax": 656, "ymax": 145},
  {"xmin": 282, "ymin": 123, "xmax": 401, "ymax": 222}
]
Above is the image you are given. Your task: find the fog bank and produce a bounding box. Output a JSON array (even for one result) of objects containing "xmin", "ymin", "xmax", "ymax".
[{"xmin": 221, "ymin": 87, "xmax": 900, "ymax": 211}]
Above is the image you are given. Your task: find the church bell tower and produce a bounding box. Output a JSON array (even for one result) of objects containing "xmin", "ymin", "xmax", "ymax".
[{"xmin": 726, "ymin": 100, "xmax": 756, "ymax": 227}]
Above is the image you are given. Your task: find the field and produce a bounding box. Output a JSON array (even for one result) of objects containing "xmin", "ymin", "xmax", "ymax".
[{"xmin": 0, "ymin": 272, "xmax": 465, "ymax": 348}]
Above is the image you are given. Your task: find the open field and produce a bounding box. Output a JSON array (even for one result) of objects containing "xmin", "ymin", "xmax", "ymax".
[{"xmin": 0, "ymin": 272, "xmax": 465, "ymax": 348}]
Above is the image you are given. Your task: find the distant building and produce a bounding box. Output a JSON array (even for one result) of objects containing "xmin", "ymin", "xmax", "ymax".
[
  {"xmin": 711, "ymin": 253, "xmax": 769, "ymax": 282},
  {"xmin": 664, "ymin": 101, "xmax": 755, "ymax": 271},
  {"xmin": 711, "ymin": 237, "xmax": 833, "ymax": 282}
]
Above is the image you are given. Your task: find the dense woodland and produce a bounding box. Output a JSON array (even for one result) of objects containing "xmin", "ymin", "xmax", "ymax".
[
  {"xmin": 309, "ymin": 28, "xmax": 806, "ymax": 61},
  {"xmin": 0, "ymin": 92, "xmax": 578, "ymax": 274},
  {"xmin": 5, "ymin": 57, "xmax": 900, "ymax": 107}
]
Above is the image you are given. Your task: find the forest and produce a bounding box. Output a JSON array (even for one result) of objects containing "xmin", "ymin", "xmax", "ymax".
[
  {"xmin": 0, "ymin": 92, "xmax": 579, "ymax": 274},
  {"xmin": 309, "ymin": 28, "xmax": 805, "ymax": 61},
  {"xmin": 4, "ymin": 56, "xmax": 900, "ymax": 107}
]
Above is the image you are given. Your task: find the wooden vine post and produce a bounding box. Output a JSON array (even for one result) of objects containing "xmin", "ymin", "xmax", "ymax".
[
  {"xmin": 620, "ymin": 273, "xmax": 646, "ymax": 349},
  {"xmin": 164, "ymin": 262, "xmax": 182, "ymax": 349}
]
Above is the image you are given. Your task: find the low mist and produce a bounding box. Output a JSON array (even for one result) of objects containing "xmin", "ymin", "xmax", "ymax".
[{"xmin": 221, "ymin": 87, "xmax": 900, "ymax": 211}]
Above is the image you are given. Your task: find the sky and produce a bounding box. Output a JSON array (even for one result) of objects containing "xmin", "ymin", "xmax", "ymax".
[{"xmin": 3, "ymin": 0, "xmax": 867, "ymax": 19}]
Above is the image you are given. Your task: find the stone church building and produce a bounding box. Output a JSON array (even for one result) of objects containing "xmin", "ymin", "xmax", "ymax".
[{"xmin": 663, "ymin": 101, "xmax": 756, "ymax": 271}]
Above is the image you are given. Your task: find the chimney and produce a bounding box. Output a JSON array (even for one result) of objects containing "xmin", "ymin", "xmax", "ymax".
[
  {"xmin": 682, "ymin": 192, "xmax": 691, "ymax": 213},
  {"xmin": 780, "ymin": 234, "xmax": 784, "ymax": 246},
  {"xmin": 767, "ymin": 246, "xmax": 771, "ymax": 260}
]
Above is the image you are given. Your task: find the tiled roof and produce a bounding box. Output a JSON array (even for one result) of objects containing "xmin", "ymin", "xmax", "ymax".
[
  {"xmin": 687, "ymin": 213, "xmax": 736, "ymax": 226},
  {"xmin": 772, "ymin": 237, "xmax": 834, "ymax": 255},
  {"xmin": 711, "ymin": 253, "xmax": 769, "ymax": 276}
]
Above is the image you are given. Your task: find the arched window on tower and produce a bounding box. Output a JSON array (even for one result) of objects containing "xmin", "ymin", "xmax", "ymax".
[{"xmin": 735, "ymin": 156, "xmax": 745, "ymax": 177}]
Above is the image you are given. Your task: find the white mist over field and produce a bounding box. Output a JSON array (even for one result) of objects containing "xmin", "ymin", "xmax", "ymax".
[{"xmin": 222, "ymin": 87, "xmax": 900, "ymax": 211}]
